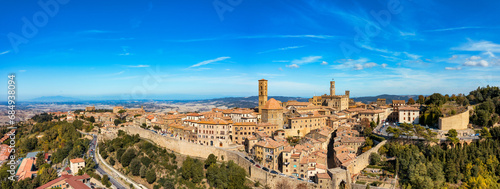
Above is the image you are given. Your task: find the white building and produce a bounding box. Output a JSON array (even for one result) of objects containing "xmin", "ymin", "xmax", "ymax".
[
  {"xmin": 70, "ymin": 158, "xmax": 85, "ymax": 175},
  {"xmin": 398, "ymin": 106, "xmax": 420, "ymax": 124}
]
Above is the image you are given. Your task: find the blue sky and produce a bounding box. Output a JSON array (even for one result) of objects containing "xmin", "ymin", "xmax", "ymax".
[{"xmin": 1, "ymin": 0, "xmax": 500, "ymax": 100}]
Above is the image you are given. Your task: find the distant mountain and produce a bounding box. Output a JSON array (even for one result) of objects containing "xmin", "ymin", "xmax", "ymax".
[
  {"xmin": 351, "ymin": 94, "xmax": 419, "ymax": 104},
  {"xmin": 30, "ymin": 96, "xmax": 80, "ymax": 102},
  {"xmin": 196, "ymin": 96, "xmax": 309, "ymax": 108}
]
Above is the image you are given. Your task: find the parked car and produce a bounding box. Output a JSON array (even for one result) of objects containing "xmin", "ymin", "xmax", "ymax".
[
  {"xmin": 288, "ymin": 176, "xmax": 295, "ymax": 179},
  {"xmin": 297, "ymin": 178, "xmax": 303, "ymax": 181},
  {"xmin": 255, "ymin": 164, "xmax": 261, "ymax": 168},
  {"xmin": 249, "ymin": 160, "xmax": 255, "ymax": 164},
  {"xmin": 270, "ymin": 170, "xmax": 279, "ymax": 174},
  {"xmin": 262, "ymin": 167, "xmax": 270, "ymax": 172},
  {"xmin": 244, "ymin": 156, "xmax": 249, "ymax": 160},
  {"xmin": 279, "ymin": 173, "xmax": 287, "ymax": 177}
]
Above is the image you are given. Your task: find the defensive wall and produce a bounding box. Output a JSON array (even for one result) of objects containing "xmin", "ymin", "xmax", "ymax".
[
  {"xmin": 439, "ymin": 106, "xmax": 471, "ymax": 131},
  {"xmin": 118, "ymin": 126, "xmax": 315, "ymax": 188},
  {"xmin": 328, "ymin": 140, "xmax": 387, "ymax": 189}
]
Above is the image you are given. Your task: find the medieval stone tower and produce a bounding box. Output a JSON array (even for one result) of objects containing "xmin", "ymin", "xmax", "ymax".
[
  {"xmin": 258, "ymin": 79, "xmax": 268, "ymax": 113},
  {"xmin": 330, "ymin": 81, "xmax": 336, "ymax": 96}
]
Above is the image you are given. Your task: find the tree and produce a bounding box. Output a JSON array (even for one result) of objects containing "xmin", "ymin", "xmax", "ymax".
[
  {"xmin": 205, "ymin": 154, "xmax": 217, "ymax": 168},
  {"xmin": 130, "ymin": 158, "xmax": 142, "ymax": 176},
  {"xmin": 146, "ymin": 169, "xmax": 157, "ymax": 184},
  {"xmin": 38, "ymin": 167, "xmax": 58, "ymax": 185},
  {"xmin": 140, "ymin": 165, "xmax": 147, "ymax": 178},
  {"xmin": 114, "ymin": 119, "xmax": 121, "ymax": 126},
  {"xmin": 446, "ymin": 129, "xmax": 459, "ymax": 144},
  {"xmin": 387, "ymin": 127, "xmax": 402, "ymax": 139},
  {"xmin": 121, "ymin": 148, "xmax": 137, "ymax": 167},
  {"xmin": 426, "ymin": 93, "xmax": 446, "ymax": 107},
  {"xmin": 479, "ymin": 127, "xmax": 492, "ymax": 139},
  {"xmin": 109, "ymin": 157, "xmax": 115, "ymax": 166},
  {"xmin": 102, "ymin": 175, "xmax": 111, "ymax": 187},
  {"xmin": 408, "ymin": 98, "xmax": 415, "ymax": 105},
  {"xmin": 163, "ymin": 178, "xmax": 175, "ymax": 189},
  {"xmin": 369, "ymin": 153, "xmax": 381, "ymax": 165},
  {"xmin": 89, "ymin": 116, "xmax": 95, "ymax": 123},
  {"xmin": 370, "ymin": 121, "xmax": 377, "ymax": 128},
  {"xmin": 417, "ymin": 95, "xmax": 425, "ymax": 104},
  {"xmin": 36, "ymin": 152, "xmax": 46, "ymax": 168}
]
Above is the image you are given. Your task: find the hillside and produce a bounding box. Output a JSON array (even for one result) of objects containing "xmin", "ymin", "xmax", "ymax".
[{"xmin": 351, "ymin": 94, "xmax": 419, "ymax": 104}]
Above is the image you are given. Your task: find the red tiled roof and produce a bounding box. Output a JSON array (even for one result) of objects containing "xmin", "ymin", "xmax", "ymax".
[{"xmin": 261, "ymin": 98, "xmax": 283, "ymax": 110}]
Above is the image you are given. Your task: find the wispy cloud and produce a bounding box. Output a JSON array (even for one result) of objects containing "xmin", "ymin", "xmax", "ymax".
[
  {"xmin": 258, "ymin": 46, "xmax": 304, "ymax": 54},
  {"xmin": 332, "ymin": 58, "xmax": 379, "ymax": 70},
  {"xmin": 0, "ymin": 50, "xmax": 10, "ymax": 55},
  {"xmin": 78, "ymin": 30, "xmax": 116, "ymax": 34},
  {"xmin": 272, "ymin": 60, "xmax": 289, "ymax": 63},
  {"xmin": 291, "ymin": 56, "xmax": 322, "ymax": 64},
  {"xmin": 258, "ymin": 73, "xmax": 285, "ymax": 78},
  {"xmin": 424, "ymin": 26, "xmax": 489, "ymax": 32},
  {"xmin": 189, "ymin": 57, "xmax": 230, "ymax": 68},
  {"xmin": 112, "ymin": 76, "xmax": 140, "ymax": 80},
  {"xmin": 285, "ymin": 56, "xmax": 322, "ymax": 68},
  {"xmin": 169, "ymin": 35, "xmax": 339, "ymax": 42},
  {"xmin": 321, "ymin": 61, "xmax": 328, "ymax": 65},
  {"xmin": 404, "ymin": 52, "xmax": 422, "ymax": 59},
  {"xmin": 445, "ymin": 67, "xmax": 462, "ymax": 70},
  {"xmin": 399, "ymin": 31, "xmax": 416, "ymax": 36},
  {"xmin": 381, "ymin": 63, "xmax": 388, "ymax": 68},
  {"xmin": 128, "ymin": 65, "xmax": 150, "ymax": 68},
  {"xmin": 454, "ymin": 40, "xmax": 500, "ymax": 53}
]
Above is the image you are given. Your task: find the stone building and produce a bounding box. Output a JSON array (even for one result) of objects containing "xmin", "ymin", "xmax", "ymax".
[
  {"xmin": 398, "ymin": 106, "xmax": 420, "ymax": 124},
  {"xmin": 261, "ymin": 98, "xmax": 284, "ymax": 128},
  {"xmin": 309, "ymin": 81, "xmax": 350, "ymax": 111}
]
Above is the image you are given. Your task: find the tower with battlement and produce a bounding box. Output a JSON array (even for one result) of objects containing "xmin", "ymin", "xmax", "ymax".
[
  {"xmin": 258, "ymin": 79, "xmax": 268, "ymax": 113},
  {"xmin": 330, "ymin": 81, "xmax": 336, "ymax": 96}
]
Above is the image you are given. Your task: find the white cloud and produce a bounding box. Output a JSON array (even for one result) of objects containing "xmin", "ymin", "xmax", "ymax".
[
  {"xmin": 278, "ymin": 67, "xmax": 283, "ymax": 71},
  {"xmin": 258, "ymin": 46, "xmax": 304, "ymax": 54},
  {"xmin": 469, "ymin": 56, "xmax": 481, "ymax": 60},
  {"xmin": 333, "ymin": 58, "xmax": 378, "ymax": 70},
  {"xmin": 119, "ymin": 52, "xmax": 131, "ymax": 56},
  {"xmin": 273, "ymin": 60, "xmax": 289, "ymax": 63},
  {"xmin": 445, "ymin": 67, "xmax": 462, "ymax": 70},
  {"xmin": 454, "ymin": 40, "xmax": 500, "ymax": 53},
  {"xmin": 291, "ymin": 56, "xmax": 322, "ymax": 65},
  {"xmin": 381, "ymin": 63, "xmax": 388, "ymax": 68},
  {"xmin": 463, "ymin": 59, "xmax": 489, "ymax": 67},
  {"xmin": 0, "ymin": 50, "xmax": 10, "ymax": 55},
  {"xmin": 321, "ymin": 61, "xmax": 328, "ymax": 65},
  {"xmin": 286, "ymin": 64, "xmax": 300, "ymax": 69},
  {"xmin": 399, "ymin": 31, "xmax": 416, "ymax": 36},
  {"xmin": 189, "ymin": 57, "xmax": 230, "ymax": 68},
  {"xmin": 449, "ymin": 55, "xmax": 458, "ymax": 60},
  {"xmin": 128, "ymin": 65, "xmax": 150, "ymax": 68},
  {"xmin": 404, "ymin": 52, "xmax": 422, "ymax": 59}
]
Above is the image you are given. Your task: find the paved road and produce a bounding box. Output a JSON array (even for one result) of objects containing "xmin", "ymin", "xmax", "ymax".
[{"xmin": 89, "ymin": 134, "xmax": 127, "ymax": 189}]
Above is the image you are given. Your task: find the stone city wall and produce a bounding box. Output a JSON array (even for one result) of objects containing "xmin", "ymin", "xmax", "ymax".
[
  {"xmin": 439, "ymin": 106, "xmax": 471, "ymax": 131},
  {"xmin": 118, "ymin": 127, "xmax": 315, "ymax": 189}
]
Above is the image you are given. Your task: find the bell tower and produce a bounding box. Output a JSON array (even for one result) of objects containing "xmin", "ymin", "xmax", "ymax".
[
  {"xmin": 258, "ymin": 79, "xmax": 268, "ymax": 113},
  {"xmin": 330, "ymin": 81, "xmax": 335, "ymax": 96}
]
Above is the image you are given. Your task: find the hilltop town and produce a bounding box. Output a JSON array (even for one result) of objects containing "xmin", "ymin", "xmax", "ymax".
[{"xmin": 2, "ymin": 80, "xmax": 499, "ymax": 189}]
